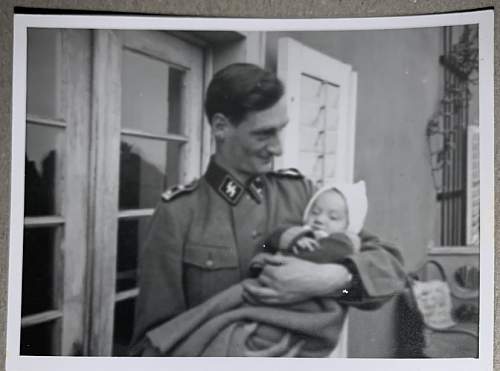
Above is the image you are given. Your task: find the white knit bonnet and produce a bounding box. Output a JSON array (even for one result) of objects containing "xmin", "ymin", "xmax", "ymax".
[{"xmin": 302, "ymin": 180, "xmax": 368, "ymax": 234}]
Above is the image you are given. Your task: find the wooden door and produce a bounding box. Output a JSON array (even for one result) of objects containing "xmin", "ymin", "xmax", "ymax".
[
  {"xmin": 277, "ymin": 37, "xmax": 358, "ymax": 357},
  {"xmin": 90, "ymin": 30, "xmax": 205, "ymax": 356},
  {"xmin": 21, "ymin": 28, "xmax": 205, "ymax": 356}
]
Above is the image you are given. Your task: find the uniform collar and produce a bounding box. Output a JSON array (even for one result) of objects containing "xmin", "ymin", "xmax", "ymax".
[{"xmin": 205, "ymin": 159, "xmax": 264, "ymax": 206}]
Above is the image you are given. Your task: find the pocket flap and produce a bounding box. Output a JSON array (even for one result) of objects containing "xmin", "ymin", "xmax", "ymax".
[{"xmin": 184, "ymin": 243, "xmax": 238, "ymax": 270}]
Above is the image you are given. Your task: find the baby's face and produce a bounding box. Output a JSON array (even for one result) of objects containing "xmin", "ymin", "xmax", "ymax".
[{"xmin": 305, "ymin": 190, "xmax": 348, "ymax": 235}]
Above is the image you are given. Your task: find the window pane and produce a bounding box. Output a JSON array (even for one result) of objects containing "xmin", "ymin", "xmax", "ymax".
[
  {"xmin": 122, "ymin": 50, "xmax": 185, "ymax": 136},
  {"xmin": 326, "ymin": 83, "xmax": 340, "ymax": 108},
  {"xmin": 25, "ymin": 125, "xmax": 65, "ymax": 216},
  {"xmin": 324, "ymin": 130, "xmax": 338, "ymax": 154},
  {"xmin": 167, "ymin": 67, "xmax": 185, "ymax": 135},
  {"xmin": 119, "ymin": 137, "xmax": 182, "ymax": 210},
  {"xmin": 325, "ymin": 84, "xmax": 340, "ymax": 131},
  {"xmin": 112, "ymin": 298, "xmax": 136, "ymax": 356},
  {"xmin": 116, "ymin": 217, "xmax": 151, "ymax": 292},
  {"xmin": 20, "ymin": 320, "xmax": 59, "ymax": 355},
  {"xmin": 22, "ymin": 227, "xmax": 59, "ymax": 316},
  {"xmin": 27, "ymin": 28, "xmax": 59, "ymax": 118},
  {"xmin": 122, "ymin": 49, "xmax": 169, "ymax": 136},
  {"xmin": 301, "ymin": 74, "xmax": 323, "ymax": 103}
]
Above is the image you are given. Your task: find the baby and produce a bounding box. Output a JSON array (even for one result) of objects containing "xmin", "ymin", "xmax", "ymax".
[
  {"xmin": 250, "ymin": 181, "xmax": 368, "ymax": 276},
  {"xmin": 241, "ymin": 181, "xmax": 368, "ymax": 356}
]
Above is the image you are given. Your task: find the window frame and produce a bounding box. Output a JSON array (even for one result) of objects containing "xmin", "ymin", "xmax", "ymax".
[
  {"xmin": 22, "ymin": 27, "xmax": 267, "ymax": 357},
  {"xmin": 22, "ymin": 29, "xmax": 92, "ymax": 356},
  {"xmin": 89, "ymin": 29, "xmax": 206, "ymax": 356}
]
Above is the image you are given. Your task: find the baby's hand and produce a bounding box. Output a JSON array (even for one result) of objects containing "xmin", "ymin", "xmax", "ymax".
[
  {"xmin": 278, "ymin": 225, "xmax": 313, "ymax": 251},
  {"xmin": 292, "ymin": 236, "xmax": 320, "ymax": 255},
  {"xmin": 312, "ymin": 229, "xmax": 329, "ymax": 240}
]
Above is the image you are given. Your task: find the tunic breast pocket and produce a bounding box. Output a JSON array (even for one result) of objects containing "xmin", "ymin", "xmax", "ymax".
[{"xmin": 183, "ymin": 243, "xmax": 240, "ymax": 308}]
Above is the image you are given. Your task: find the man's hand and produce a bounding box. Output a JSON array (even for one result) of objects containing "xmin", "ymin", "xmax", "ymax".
[{"xmin": 242, "ymin": 254, "xmax": 352, "ymax": 305}]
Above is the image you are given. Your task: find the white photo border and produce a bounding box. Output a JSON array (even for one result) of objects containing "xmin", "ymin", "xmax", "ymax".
[{"xmin": 7, "ymin": 9, "xmax": 495, "ymax": 371}]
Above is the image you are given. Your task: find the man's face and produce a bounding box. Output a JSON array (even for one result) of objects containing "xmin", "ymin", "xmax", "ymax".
[{"xmin": 219, "ymin": 100, "xmax": 289, "ymax": 178}]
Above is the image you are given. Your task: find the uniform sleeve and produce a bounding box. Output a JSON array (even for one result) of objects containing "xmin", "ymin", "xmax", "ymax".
[
  {"xmin": 130, "ymin": 201, "xmax": 188, "ymax": 354},
  {"xmin": 337, "ymin": 230, "xmax": 407, "ymax": 310},
  {"xmin": 303, "ymin": 177, "xmax": 317, "ymax": 201}
]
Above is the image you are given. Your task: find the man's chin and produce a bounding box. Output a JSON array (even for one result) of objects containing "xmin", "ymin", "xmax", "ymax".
[
  {"xmin": 255, "ymin": 161, "xmax": 273, "ymax": 174},
  {"xmin": 241, "ymin": 159, "xmax": 273, "ymax": 176}
]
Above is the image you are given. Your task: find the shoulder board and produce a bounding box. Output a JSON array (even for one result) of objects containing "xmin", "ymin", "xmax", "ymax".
[
  {"xmin": 270, "ymin": 168, "xmax": 304, "ymax": 179},
  {"xmin": 161, "ymin": 179, "xmax": 199, "ymax": 202}
]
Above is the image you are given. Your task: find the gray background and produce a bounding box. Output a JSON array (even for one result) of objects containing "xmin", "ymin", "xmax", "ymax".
[{"xmin": 0, "ymin": 0, "xmax": 497, "ymax": 369}]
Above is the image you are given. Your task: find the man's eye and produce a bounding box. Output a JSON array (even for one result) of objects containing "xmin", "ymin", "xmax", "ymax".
[
  {"xmin": 254, "ymin": 130, "xmax": 277, "ymax": 141},
  {"xmin": 252, "ymin": 133, "xmax": 268, "ymax": 141}
]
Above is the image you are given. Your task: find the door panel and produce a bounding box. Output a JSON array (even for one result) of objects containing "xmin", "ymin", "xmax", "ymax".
[
  {"xmin": 277, "ymin": 37, "xmax": 357, "ymax": 184},
  {"xmin": 277, "ymin": 37, "xmax": 358, "ymax": 357},
  {"xmin": 89, "ymin": 30, "xmax": 204, "ymax": 356}
]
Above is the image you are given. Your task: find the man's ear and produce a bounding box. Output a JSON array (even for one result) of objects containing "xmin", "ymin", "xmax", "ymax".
[{"xmin": 212, "ymin": 113, "xmax": 232, "ymax": 141}]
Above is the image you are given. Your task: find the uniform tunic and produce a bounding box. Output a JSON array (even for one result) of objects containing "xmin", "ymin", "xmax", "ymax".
[{"xmin": 131, "ymin": 158, "xmax": 406, "ymax": 353}]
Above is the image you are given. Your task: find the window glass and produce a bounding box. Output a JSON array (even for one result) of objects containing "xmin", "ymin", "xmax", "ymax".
[
  {"xmin": 22, "ymin": 227, "xmax": 59, "ymax": 316},
  {"xmin": 301, "ymin": 74, "xmax": 323, "ymax": 102},
  {"xmin": 299, "ymin": 74, "xmax": 337, "ymax": 186},
  {"xmin": 116, "ymin": 217, "xmax": 151, "ymax": 292},
  {"xmin": 20, "ymin": 320, "xmax": 59, "ymax": 355},
  {"xmin": 27, "ymin": 28, "xmax": 59, "ymax": 118},
  {"xmin": 119, "ymin": 137, "xmax": 181, "ymax": 210},
  {"xmin": 326, "ymin": 83, "xmax": 340, "ymax": 109},
  {"xmin": 325, "ymin": 84, "xmax": 340, "ymax": 131},
  {"xmin": 167, "ymin": 67, "xmax": 185, "ymax": 135},
  {"xmin": 300, "ymin": 75, "xmax": 324, "ymax": 128},
  {"xmin": 112, "ymin": 298, "xmax": 136, "ymax": 356},
  {"xmin": 121, "ymin": 49, "xmax": 169, "ymax": 135},
  {"xmin": 25, "ymin": 125, "xmax": 64, "ymax": 216}
]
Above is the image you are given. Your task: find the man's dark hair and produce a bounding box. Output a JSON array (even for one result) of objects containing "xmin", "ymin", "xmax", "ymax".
[{"xmin": 204, "ymin": 63, "xmax": 285, "ymax": 126}]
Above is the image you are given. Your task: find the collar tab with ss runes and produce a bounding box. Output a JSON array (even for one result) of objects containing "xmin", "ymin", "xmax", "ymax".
[{"xmin": 205, "ymin": 160, "xmax": 264, "ymax": 205}]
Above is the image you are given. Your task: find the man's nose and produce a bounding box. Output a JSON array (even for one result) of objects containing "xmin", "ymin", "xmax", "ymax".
[{"xmin": 267, "ymin": 135, "xmax": 283, "ymax": 156}]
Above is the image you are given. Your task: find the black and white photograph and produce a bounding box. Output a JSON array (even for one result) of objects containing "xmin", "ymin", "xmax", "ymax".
[{"xmin": 5, "ymin": 9, "xmax": 494, "ymax": 371}]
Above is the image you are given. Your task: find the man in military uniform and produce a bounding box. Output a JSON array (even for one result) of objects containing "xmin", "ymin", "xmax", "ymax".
[{"xmin": 131, "ymin": 63, "xmax": 406, "ymax": 356}]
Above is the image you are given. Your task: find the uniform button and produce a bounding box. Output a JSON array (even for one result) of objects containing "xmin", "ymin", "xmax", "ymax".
[{"xmin": 206, "ymin": 259, "xmax": 214, "ymax": 268}]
